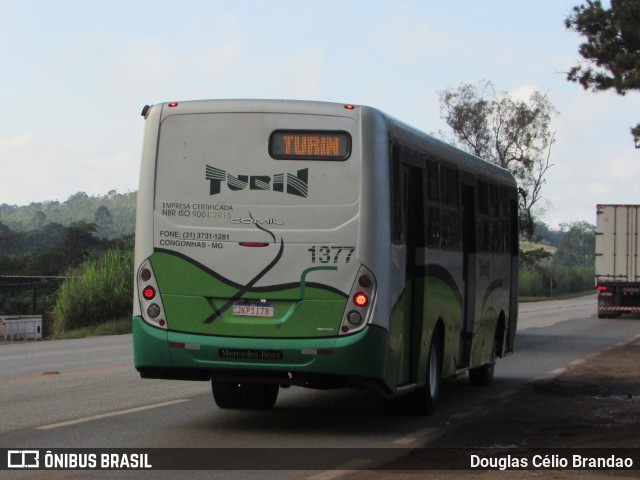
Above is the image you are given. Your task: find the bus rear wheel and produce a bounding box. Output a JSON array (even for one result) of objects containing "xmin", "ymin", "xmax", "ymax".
[
  {"xmin": 211, "ymin": 380, "xmax": 279, "ymax": 409},
  {"xmin": 241, "ymin": 384, "xmax": 279, "ymax": 409},
  {"xmin": 468, "ymin": 338, "xmax": 496, "ymax": 386},
  {"xmin": 421, "ymin": 331, "xmax": 442, "ymax": 414},
  {"xmin": 399, "ymin": 331, "xmax": 442, "ymax": 415},
  {"xmin": 211, "ymin": 381, "xmax": 243, "ymax": 408}
]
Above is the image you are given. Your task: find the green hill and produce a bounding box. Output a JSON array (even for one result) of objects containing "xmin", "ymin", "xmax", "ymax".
[{"xmin": 0, "ymin": 191, "xmax": 136, "ymax": 240}]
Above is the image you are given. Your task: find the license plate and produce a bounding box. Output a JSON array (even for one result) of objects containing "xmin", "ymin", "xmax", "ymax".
[{"xmin": 232, "ymin": 303, "xmax": 274, "ymax": 317}]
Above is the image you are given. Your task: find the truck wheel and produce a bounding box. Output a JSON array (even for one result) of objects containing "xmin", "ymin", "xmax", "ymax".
[
  {"xmin": 211, "ymin": 380, "xmax": 243, "ymax": 409},
  {"xmin": 469, "ymin": 338, "xmax": 496, "ymax": 386}
]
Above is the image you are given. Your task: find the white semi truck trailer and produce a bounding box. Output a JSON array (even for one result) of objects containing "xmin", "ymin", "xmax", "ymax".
[{"xmin": 595, "ymin": 204, "xmax": 640, "ymax": 318}]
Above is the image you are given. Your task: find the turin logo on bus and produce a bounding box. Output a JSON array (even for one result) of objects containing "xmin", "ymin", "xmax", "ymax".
[{"xmin": 205, "ymin": 165, "xmax": 309, "ymax": 198}]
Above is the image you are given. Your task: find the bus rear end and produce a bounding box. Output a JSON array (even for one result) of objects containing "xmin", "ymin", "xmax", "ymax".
[{"xmin": 133, "ymin": 100, "xmax": 386, "ymax": 407}]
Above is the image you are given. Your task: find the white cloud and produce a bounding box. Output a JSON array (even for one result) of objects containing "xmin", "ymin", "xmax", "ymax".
[
  {"xmin": 607, "ymin": 154, "xmax": 640, "ymax": 181},
  {"xmin": 509, "ymin": 85, "xmax": 542, "ymax": 102},
  {"xmin": 0, "ymin": 133, "xmax": 137, "ymax": 205},
  {"xmin": 0, "ymin": 133, "xmax": 33, "ymax": 149},
  {"xmin": 585, "ymin": 183, "xmax": 612, "ymax": 196}
]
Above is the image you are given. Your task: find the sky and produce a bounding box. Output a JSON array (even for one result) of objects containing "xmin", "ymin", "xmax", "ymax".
[{"xmin": 1, "ymin": 0, "xmax": 638, "ymax": 229}]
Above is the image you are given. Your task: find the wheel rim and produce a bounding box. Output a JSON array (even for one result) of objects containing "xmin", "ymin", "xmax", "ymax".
[{"xmin": 428, "ymin": 345, "xmax": 438, "ymax": 396}]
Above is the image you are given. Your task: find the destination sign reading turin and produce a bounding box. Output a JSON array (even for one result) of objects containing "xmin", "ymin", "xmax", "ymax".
[{"xmin": 269, "ymin": 130, "xmax": 351, "ymax": 160}]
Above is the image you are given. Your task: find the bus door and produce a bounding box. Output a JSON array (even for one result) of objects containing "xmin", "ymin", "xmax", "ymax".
[
  {"xmin": 392, "ymin": 148, "xmax": 425, "ymax": 386},
  {"xmin": 460, "ymin": 178, "xmax": 476, "ymax": 366},
  {"xmin": 405, "ymin": 164, "xmax": 426, "ymax": 384}
]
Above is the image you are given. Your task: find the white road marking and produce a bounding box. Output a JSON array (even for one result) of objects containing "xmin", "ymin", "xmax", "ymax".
[
  {"xmin": 392, "ymin": 427, "xmax": 438, "ymax": 446},
  {"xmin": 36, "ymin": 399, "xmax": 190, "ymax": 430},
  {"xmin": 548, "ymin": 367, "xmax": 567, "ymax": 377},
  {"xmin": 307, "ymin": 459, "xmax": 373, "ymax": 480}
]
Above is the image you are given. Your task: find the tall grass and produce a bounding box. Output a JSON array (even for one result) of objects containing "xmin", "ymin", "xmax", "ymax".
[
  {"xmin": 519, "ymin": 267, "xmax": 546, "ymax": 297},
  {"xmin": 519, "ymin": 264, "xmax": 594, "ymax": 298},
  {"xmin": 53, "ymin": 248, "xmax": 133, "ymax": 335}
]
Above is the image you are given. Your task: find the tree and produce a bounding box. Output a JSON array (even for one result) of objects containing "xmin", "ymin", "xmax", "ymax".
[
  {"xmin": 438, "ymin": 80, "xmax": 558, "ymax": 236},
  {"xmin": 520, "ymin": 247, "xmax": 553, "ymax": 268},
  {"xmin": 94, "ymin": 205, "xmax": 114, "ymax": 238},
  {"xmin": 565, "ymin": 0, "xmax": 640, "ymax": 146},
  {"xmin": 532, "ymin": 221, "xmax": 564, "ymax": 247},
  {"xmin": 0, "ymin": 221, "xmax": 13, "ymax": 252},
  {"xmin": 60, "ymin": 222, "xmax": 104, "ymax": 264},
  {"xmin": 66, "ymin": 191, "xmax": 89, "ymax": 203},
  {"xmin": 553, "ymin": 221, "xmax": 596, "ymax": 267},
  {"xmin": 34, "ymin": 211, "xmax": 46, "ymax": 229}
]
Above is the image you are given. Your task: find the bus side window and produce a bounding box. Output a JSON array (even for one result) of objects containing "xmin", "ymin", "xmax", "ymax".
[
  {"xmin": 440, "ymin": 166, "xmax": 461, "ymax": 250},
  {"xmin": 426, "ymin": 160, "xmax": 440, "ymax": 248},
  {"xmin": 440, "ymin": 166, "xmax": 459, "ymax": 208},
  {"xmin": 391, "ymin": 144, "xmax": 404, "ymax": 245},
  {"xmin": 427, "ymin": 206, "xmax": 440, "ymax": 248},
  {"xmin": 500, "ymin": 187, "xmax": 511, "ymax": 253},
  {"xmin": 426, "ymin": 160, "xmax": 439, "ymax": 203},
  {"xmin": 489, "ymin": 184, "xmax": 501, "ymax": 252},
  {"xmin": 477, "ymin": 180, "xmax": 506, "ymax": 253},
  {"xmin": 509, "ymin": 198, "xmax": 519, "ymax": 256},
  {"xmin": 441, "ymin": 208, "xmax": 461, "ymax": 249},
  {"xmin": 477, "ymin": 180, "xmax": 489, "ymax": 252}
]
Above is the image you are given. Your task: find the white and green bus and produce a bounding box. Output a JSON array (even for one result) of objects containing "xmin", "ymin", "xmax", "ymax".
[{"xmin": 133, "ymin": 99, "xmax": 518, "ymax": 413}]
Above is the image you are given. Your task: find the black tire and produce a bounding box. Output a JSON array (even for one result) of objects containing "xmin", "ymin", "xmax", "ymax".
[
  {"xmin": 241, "ymin": 384, "xmax": 279, "ymax": 409},
  {"xmin": 400, "ymin": 331, "xmax": 442, "ymax": 415},
  {"xmin": 211, "ymin": 380, "xmax": 243, "ymax": 409},
  {"xmin": 599, "ymin": 313, "xmax": 621, "ymax": 319},
  {"xmin": 422, "ymin": 331, "xmax": 442, "ymax": 413},
  {"xmin": 469, "ymin": 338, "xmax": 496, "ymax": 386}
]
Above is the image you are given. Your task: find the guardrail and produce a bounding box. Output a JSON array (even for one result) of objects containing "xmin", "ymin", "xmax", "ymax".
[{"xmin": 1, "ymin": 315, "xmax": 43, "ymax": 341}]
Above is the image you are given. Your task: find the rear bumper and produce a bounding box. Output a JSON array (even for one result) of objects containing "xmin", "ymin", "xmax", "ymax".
[
  {"xmin": 597, "ymin": 282, "xmax": 640, "ymax": 315},
  {"xmin": 133, "ymin": 316, "xmax": 389, "ymax": 390},
  {"xmin": 598, "ymin": 305, "xmax": 640, "ymax": 314}
]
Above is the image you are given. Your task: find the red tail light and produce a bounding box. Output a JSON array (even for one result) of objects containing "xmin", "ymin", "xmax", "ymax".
[
  {"xmin": 354, "ymin": 292, "xmax": 368, "ymax": 307},
  {"xmin": 143, "ymin": 286, "xmax": 156, "ymax": 300},
  {"xmin": 340, "ymin": 265, "xmax": 376, "ymax": 336}
]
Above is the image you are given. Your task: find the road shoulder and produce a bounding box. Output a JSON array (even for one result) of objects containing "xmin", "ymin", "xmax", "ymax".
[{"xmin": 347, "ymin": 334, "xmax": 640, "ymax": 478}]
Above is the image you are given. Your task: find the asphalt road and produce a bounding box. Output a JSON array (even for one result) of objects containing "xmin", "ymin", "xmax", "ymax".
[{"xmin": 2, "ymin": 294, "xmax": 640, "ymax": 478}]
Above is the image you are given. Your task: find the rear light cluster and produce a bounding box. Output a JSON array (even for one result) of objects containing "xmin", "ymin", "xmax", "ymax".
[
  {"xmin": 138, "ymin": 260, "xmax": 167, "ymax": 329},
  {"xmin": 340, "ymin": 265, "xmax": 376, "ymax": 335}
]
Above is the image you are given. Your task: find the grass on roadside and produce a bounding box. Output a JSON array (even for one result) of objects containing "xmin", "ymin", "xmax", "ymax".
[
  {"xmin": 519, "ymin": 290, "xmax": 596, "ymax": 303},
  {"xmin": 53, "ymin": 248, "xmax": 133, "ymax": 336},
  {"xmin": 49, "ymin": 317, "xmax": 132, "ymax": 340}
]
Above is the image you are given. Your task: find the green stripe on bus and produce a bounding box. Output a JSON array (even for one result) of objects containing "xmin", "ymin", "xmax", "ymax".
[{"xmin": 149, "ymin": 251, "xmax": 348, "ymax": 338}]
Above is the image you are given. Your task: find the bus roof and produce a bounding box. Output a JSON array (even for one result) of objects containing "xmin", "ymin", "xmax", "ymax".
[
  {"xmin": 147, "ymin": 99, "xmax": 516, "ymax": 188},
  {"xmin": 383, "ymin": 111, "xmax": 517, "ymax": 188}
]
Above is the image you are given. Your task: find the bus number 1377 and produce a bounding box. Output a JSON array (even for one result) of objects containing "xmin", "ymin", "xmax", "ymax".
[{"xmin": 307, "ymin": 246, "xmax": 355, "ymax": 264}]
